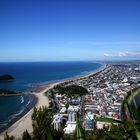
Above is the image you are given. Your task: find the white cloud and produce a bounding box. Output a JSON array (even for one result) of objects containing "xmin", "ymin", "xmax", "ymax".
[
  {"xmin": 104, "ymin": 53, "xmax": 111, "ymax": 57},
  {"xmin": 69, "ymin": 41, "xmax": 140, "ymax": 45},
  {"xmin": 104, "ymin": 51, "xmax": 140, "ymax": 58}
]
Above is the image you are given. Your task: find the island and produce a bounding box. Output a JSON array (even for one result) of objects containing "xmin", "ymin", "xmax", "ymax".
[{"xmin": 0, "ymin": 75, "xmax": 14, "ymax": 82}]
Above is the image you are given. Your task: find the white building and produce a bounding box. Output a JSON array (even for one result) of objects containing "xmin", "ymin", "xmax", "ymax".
[
  {"xmin": 64, "ymin": 123, "xmax": 76, "ymax": 134},
  {"xmin": 60, "ymin": 107, "xmax": 67, "ymax": 114},
  {"xmin": 67, "ymin": 112, "xmax": 76, "ymax": 123},
  {"xmin": 52, "ymin": 114, "xmax": 63, "ymax": 130},
  {"xmin": 64, "ymin": 105, "xmax": 79, "ymax": 134},
  {"xmin": 67, "ymin": 105, "xmax": 79, "ymax": 113},
  {"xmin": 96, "ymin": 121, "xmax": 110, "ymax": 129}
]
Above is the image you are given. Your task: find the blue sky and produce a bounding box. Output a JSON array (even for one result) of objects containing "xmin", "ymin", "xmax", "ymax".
[{"xmin": 0, "ymin": 0, "xmax": 140, "ymax": 62}]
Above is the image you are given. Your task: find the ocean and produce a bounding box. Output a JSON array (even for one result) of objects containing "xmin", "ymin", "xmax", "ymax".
[{"xmin": 0, "ymin": 61, "xmax": 103, "ymax": 132}]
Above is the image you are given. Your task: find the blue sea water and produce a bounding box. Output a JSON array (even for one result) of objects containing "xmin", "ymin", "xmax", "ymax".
[
  {"xmin": 0, "ymin": 61, "xmax": 103, "ymax": 91},
  {"xmin": 0, "ymin": 61, "xmax": 103, "ymax": 132},
  {"xmin": 0, "ymin": 94, "xmax": 37, "ymax": 132}
]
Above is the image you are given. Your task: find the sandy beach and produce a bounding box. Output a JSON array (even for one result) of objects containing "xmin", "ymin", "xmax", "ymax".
[
  {"xmin": 0, "ymin": 82, "xmax": 61, "ymax": 140},
  {"xmin": 0, "ymin": 65, "xmax": 106, "ymax": 140}
]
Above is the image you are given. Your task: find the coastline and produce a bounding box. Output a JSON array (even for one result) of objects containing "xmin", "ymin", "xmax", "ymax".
[
  {"xmin": 0, "ymin": 94, "xmax": 38, "ymax": 133},
  {"xmin": 0, "ymin": 82, "xmax": 64, "ymax": 139},
  {"xmin": 0, "ymin": 63, "xmax": 107, "ymax": 139},
  {"xmin": 33, "ymin": 63, "xmax": 107, "ymax": 92}
]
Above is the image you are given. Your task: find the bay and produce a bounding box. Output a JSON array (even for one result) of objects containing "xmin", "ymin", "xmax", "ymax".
[{"xmin": 0, "ymin": 61, "xmax": 103, "ymax": 132}]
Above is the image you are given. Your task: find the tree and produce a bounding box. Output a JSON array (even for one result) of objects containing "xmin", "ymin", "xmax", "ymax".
[
  {"xmin": 4, "ymin": 132, "xmax": 14, "ymax": 140},
  {"xmin": 22, "ymin": 130, "xmax": 31, "ymax": 140},
  {"xmin": 32, "ymin": 106, "xmax": 54, "ymax": 140}
]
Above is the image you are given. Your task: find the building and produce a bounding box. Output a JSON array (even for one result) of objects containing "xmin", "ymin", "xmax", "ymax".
[
  {"xmin": 52, "ymin": 114, "xmax": 63, "ymax": 130},
  {"xmin": 64, "ymin": 123, "xmax": 76, "ymax": 134},
  {"xmin": 85, "ymin": 112, "xmax": 94, "ymax": 130}
]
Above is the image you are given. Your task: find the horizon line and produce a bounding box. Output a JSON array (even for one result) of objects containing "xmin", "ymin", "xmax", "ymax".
[{"xmin": 0, "ymin": 59, "xmax": 140, "ymax": 63}]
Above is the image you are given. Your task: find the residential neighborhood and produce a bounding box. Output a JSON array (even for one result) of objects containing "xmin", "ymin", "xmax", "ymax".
[{"xmin": 50, "ymin": 62, "xmax": 140, "ymax": 134}]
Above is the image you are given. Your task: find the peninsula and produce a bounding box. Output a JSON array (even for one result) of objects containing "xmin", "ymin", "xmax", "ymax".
[
  {"xmin": 0, "ymin": 89, "xmax": 17, "ymax": 95},
  {"xmin": 1, "ymin": 61, "xmax": 140, "ymax": 139}
]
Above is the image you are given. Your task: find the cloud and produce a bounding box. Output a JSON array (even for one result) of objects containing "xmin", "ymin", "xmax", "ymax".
[
  {"xmin": 69, "ymin": 41, "xmax": 140, "ymax": 46},
  {"xmin": 104, "ymin": 51, "xmax": 140, "ymax": 58}
]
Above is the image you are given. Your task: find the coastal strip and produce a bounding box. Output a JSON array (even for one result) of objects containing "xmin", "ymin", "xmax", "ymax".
[
  {"xmin": 0, "ymin": 82, "xmax": 63, "ymax": 139},
  {"xmin": 0, "ymin": 64, "xmax": 106, "ymax": 139},
  {"xmin": 0, "ymin": 94, "xmax": 38, "ymax": 134}
]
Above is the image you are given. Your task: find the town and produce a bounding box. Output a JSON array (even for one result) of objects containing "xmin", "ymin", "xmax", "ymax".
[{"xmin": 48, "ymin": 62, "xmax": 140, "ymax": 135}]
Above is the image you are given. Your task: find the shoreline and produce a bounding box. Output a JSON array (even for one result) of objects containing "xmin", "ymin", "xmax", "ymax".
[
  {"xmin": 33, "ymin": 63, "xmax": 107, "ymax": 92},
  {"xmin": 0, "ymin": 82, "xmax": 64, "ymax": 139},
  {"xmin": 0, "ymin": 63, "xmax": 107, "ymax": 139},
  {"xmin": 0, "ymin": 94, "xmax": 38, "ymax": 133}
]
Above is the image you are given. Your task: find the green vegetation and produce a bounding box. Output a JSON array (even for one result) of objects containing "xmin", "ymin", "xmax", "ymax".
[
  {"xmin": 128, "ymin": 89, "xmax": 140, "ymax": 120},
  {"xmin": 22, "ymin": 130, "xmax": 31, "ymax": 140},
  {"xmin": 0, "ymin": 89, "xmax": 18, "ymax": 95},
  {"xmin": 31, "ymin": 107, "xmax": 85, "ymax": 140},
  {"xmin": 31, "ymin": 107, "xmax": 63, "ymax": 140},
  {"xmin": 4, "ymin": 100, "xmax": 140, "ymax": 140},
  {"xmin": 4, "ymin": 87, "xmax": 140, "ymax": 140},
  {"xmin": 0, "ymin": 75, "xmax": 14, "ymax": 82},
  {"xmin": 4, "ymin": 132, "xmax": 15, "ymax": 140},
  {"xmin": 90, "ymin": 88, "xmax": 140, "ymax": 140},
  {"xmin": 52, "ymin": 85, "xmax": 88, "ymax": 96},
  {"xmin": 94, "ymin": 118, "xmax": 140, "ymax": 139},
  {"xmin": 32, "ymin": 107, "xmax": 54, "ymax": 140},
  {"xmin": 76, "ymin": 113, "xmax": 85, "ymax": 140},
  {"xmin": 123, "ymin": 87, "xmax": 140, "ymax": 119}
]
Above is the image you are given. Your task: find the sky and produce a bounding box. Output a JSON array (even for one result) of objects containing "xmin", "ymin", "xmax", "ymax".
[{"xmin": 0, "ymin": 0, "xmax": 140, "ymax": 62}]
